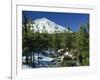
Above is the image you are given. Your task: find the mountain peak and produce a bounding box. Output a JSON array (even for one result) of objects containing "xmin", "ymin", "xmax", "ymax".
[
  {"xmin": 34, "ymin": 17, "xmax": 50, "ymax": 22},
  {"xmin": 31, "ymin": 17, "xmax": 71, "ymax": 33},
  {"xmin": 40, "ymin": 17, "xmax": 48, "ymax": 21}
]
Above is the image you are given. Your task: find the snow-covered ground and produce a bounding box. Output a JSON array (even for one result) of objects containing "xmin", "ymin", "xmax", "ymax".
[
  {"xmin": 22, "ymin": 51, "xmax": 57, "ymax": 68},
  {"xmin": 22, "ymin": 50, "xmax": 75, "ymax": 68},
  {"xmin": 22, "ymin": 64, "xmax": 33, "ymax": 69}
]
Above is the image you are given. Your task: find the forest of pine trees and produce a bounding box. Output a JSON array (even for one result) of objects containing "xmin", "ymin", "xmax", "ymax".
[{"xmin": 22, "ymin": 17, "xmax": 89, "ymax": 68}]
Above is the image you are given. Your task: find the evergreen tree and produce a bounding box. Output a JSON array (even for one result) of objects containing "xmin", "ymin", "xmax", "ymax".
[
  {"xmin": 76, "ymin": 24, "xmax": 89, "ymax": 66},
  {"xmin": 61, "ymin": 25, "xmax": 72, "ymax": 51},
  {"xmin": 51, "ymin": 27, "xmax": 61, "ymax": 51}
]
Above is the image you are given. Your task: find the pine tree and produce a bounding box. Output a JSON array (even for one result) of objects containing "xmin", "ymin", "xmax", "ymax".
[
  {"xmin": 61, "ymin": 25, "xmax": 72, "ymax": 51},
  {"xmin": 76, "ymin": 24, "xmax": 89, "ymax": 66},
  {"xmin": 22, "ymin": 14, "xmax": 36, "ymax": 66},
  {"xmin": 22, "ymin": 12, "xmax": 29, "ymax": 64},
  {"xmin": 51, "ymin": 27, "xmax": 61, "ymax": 51}
]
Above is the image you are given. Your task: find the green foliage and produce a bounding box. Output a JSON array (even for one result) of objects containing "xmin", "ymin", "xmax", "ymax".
[
  {"xmin": 61, "ymin": 60, "xmax": 76, "ymax": 67},
  {"xmin": 75, "ymin": 24, "xmax": 89, "ymax": 66},
  {"xmin": 22, "ymin": 16, "xmax": 89, "ymax": 67}
]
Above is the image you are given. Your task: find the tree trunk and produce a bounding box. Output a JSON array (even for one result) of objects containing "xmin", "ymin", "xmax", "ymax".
[
  {"xmin": 26, "ymin": 53, "xmax": 28, "ymax": 64},
  {"xmin": 32, "ymin": 52, "xmax": 35, "ymax": 67},
  {"xmin": 38, "ymin": 51, "xmax": 39, "ymax": 65}
]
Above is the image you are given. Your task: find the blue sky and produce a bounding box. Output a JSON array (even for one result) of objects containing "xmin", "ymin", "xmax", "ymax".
[{"xmin": 22, "ymin": 11, "xmax": 89, "ymax": 32}]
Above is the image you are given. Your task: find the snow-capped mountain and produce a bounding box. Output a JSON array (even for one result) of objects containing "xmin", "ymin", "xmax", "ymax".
[{"xmin": 30, "ymin": 17, "xmax": 71, "ymax": 33}]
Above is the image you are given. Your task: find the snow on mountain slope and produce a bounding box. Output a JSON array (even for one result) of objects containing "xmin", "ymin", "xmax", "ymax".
[{"xmin": 30, "ymin": 17, "xmax": 71, "ymax": 33}]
